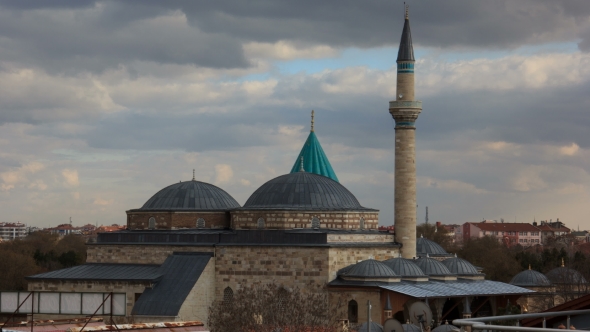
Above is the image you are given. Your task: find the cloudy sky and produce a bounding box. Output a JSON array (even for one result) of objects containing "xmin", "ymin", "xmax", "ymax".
[{"xmin": 1, "ymin": 0, "xmax": 589, "ymax": 228}]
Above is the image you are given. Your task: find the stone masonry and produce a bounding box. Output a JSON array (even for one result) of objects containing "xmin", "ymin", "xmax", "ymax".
[
  {"xmin": 232, "ymin": 210, "xmax": 379, "ymax": 230},
  {"xmin": 127, "ymin": 211, "xmax": 230, "ymax": 230}
]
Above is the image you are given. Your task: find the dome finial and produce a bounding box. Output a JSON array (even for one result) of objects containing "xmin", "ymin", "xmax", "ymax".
[
  {"xmin": 529, "ymin": 264, "xmax": 531, "ymax": 270},
  {"xmin": 192, "ymin": 169, "xmax": 195, "ymax": 181},
  {"xmin": 299, "ymin": 156, "xmax": 305, "ymax": 172},
  {"xmin": 311, "ymin": 110, "xmax": 315, "ymax": 132},
  {"xmin": 405, "ymin": 2, "xmax": 409, "ymax": 20},
  {"xmin": 561, "ymin": 257, "xmax": 565, "ymax": 267}
]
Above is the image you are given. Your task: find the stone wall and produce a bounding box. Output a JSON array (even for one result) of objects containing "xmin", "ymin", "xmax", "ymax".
[
  {"xmin": 328, "ymin": 247, "xmax": 399, "ymax": 281},
  {"xmin": 27, "ymin": 280, "xmax": 149, "ymax": 323},
  {"xmin": 177, "ymin": 259, "xmax": 215, "ymax": 327},
  {"xmin": 87, "ymin": 244, "xmax": 214, "ymax": 264},
  {"xmin": 394, "ymin": 127, "xmax": 417, "ymax": 259},
  {"xmin": 215, "ymin": 246, "xmax": 329, "ymax": 299},
  {"xmin": 231, "ymin": 210, "xmax": 379, "ymax": 230},
  {"xmin": 327, "ymin": 233, "xmax": 395, "ymax": 243},
  {"xmin": 127, "ymin": 211, "xmax": 230, "ymax": 230}
]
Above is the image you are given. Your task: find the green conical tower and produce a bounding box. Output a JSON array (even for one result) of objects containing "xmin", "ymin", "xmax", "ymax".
[{"xmin": 289, "ymin": 111, "xmax": 339, "ymax": 182}]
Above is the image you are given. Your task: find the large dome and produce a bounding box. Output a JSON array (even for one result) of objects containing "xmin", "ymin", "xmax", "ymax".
[
  {"xmin": 243, "ymin": 172, "xmax": 373, "ymax": 210},
  {"xmin": 140, "ymin": 180, "xmax": 240, "ymax": 211},
  {"xmin": 510, "ymin": 269, "xmax": 551, "ymax": 287}
]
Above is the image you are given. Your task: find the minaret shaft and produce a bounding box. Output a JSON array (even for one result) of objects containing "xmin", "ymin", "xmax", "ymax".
[{"xmin": 390, "ymin": 10, "xmax": 421, "ymax": 259}]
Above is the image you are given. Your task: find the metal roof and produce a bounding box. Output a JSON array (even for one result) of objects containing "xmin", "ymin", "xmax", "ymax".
[
  {"xmin": 340, "ymin": 259, "xmax": 397, "ymax": 278},
  {"xmin": 397, "ymin": 16, "xmax": 414, "ymax": 62},
  {"xmin": 380, "ymin": 280, "xmax": 534, "ymax": 298},
  {"xmin": 415, "ymin": 257, "xmax": 454, "ymax": 276},
  {"xmin": 26, "ymin": 263, "xmax": 161, "ymax": 282},
  {"xmin": 132, "ymin": 252, "xmax": 213, "ymax": 316},
  {"xmin": 289, "ymin": 131, "xmax": 339, "ymax": 182},
  {"xmin": 416, "ymin": 236, "xmax": 449, "ymax": 257},
  {"xmin": 546, "ymin": 267, "xmax": 588, "ymax": 284},
  {"xmin": 358, "ymin": 322, "xmax": 383, "ymax": 332},
  {"xmin": 242, "ymin": 172, "xmax": 375, "ymax": 211},
  {"xmin": 403, "ymin": 324, "xmax": 421, "ymax": 332},
  {"xmin": 442, "ymin": 257, "xmax": 481, "ymax": 276},
  {"xmin": 432, "ymin": 322, "xmax": 459, "ymax": 332},
  {"xmin": 382, "ymin": 257, "xmax": 426, "ymax": 277},
  {"xmin": 510, "ymin": 269, "xmax": 551, "ymax": 287},
  {"xmin": 137, "ymin": 180, "xmax": 240, "ymax": 211}
]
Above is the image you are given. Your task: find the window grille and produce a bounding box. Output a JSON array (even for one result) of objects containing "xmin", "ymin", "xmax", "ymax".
[
  {"xmin": 223, "ymin": 287, "xmax": 234, "ymax": 307},
  {"xmin": 359, "ymin": 218, "xmax": 365, "ymax": 230},
  {"xmin": 257, "ymin": 218, "xmax": 265, "ymax": 229},
  {"xmin": 148, "ymin": 217, "xmax": 156, "ymax": 230},
  {"xmin": 311, "ymin": 216, "xmax": 320, "ymax": 229},
  {"xmin": 197, "ymin": 218, "xmax": 205, "ymax": 228}
]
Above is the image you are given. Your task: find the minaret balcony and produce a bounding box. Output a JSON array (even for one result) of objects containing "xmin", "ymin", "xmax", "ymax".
[{"xmin": 389, "ymin": 100, "xmax": 422, "ymax": 109}]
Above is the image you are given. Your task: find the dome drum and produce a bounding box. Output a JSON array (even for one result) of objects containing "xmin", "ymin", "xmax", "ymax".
[{"xmin": 231, "ymin": 210, "xmax": 379, "ymax": 230}]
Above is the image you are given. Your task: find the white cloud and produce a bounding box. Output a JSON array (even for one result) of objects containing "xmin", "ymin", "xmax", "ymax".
[
  {"xmin": 244, "ymin": 41, "xmax": 338, "ymax": 61},
  {"xmin": 62, "ymin": 169, "xmax": 80, "ymax": 187},
  {"xmin": 93, "ymin": 198, "xmax": 114, "ymax": 206},
  {"xmin": 560, "ymin": 143, "xmax": 580, "ymax": 156},
  {"xmin": 215, "ymin": 164, "xmax": 234, "ymax": 184},
  {"xmin": 0, "ymin": 161, "xmax": 45, "ymax": 191}
]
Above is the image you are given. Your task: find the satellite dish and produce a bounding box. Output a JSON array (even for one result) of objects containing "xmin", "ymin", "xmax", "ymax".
[
  {"xmin": 384, "ymin": 318, "xmax": 404, "ymax": 332},
  {"xmin": 406, "ymin": 301, "xmax": 433, "ymax": 328}
]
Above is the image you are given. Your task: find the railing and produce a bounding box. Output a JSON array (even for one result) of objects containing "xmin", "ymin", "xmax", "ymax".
[
  {"xmin": 389, "ymin": 100, "xmax": 422, "ymax": 109},
  {"xmin": 453, "ymin": 309, "xmax": 590, "ymax": 332}
]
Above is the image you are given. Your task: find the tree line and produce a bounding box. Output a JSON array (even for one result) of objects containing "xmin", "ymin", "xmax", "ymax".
[{"xmin": 0, "ymin": 232, "xmax": 87, "ymax": 290}]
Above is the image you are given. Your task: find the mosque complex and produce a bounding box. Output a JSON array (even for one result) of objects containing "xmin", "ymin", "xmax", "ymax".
[{"xmin": 24, "ymin": 7, "xmax": 587, "ymax": 331}]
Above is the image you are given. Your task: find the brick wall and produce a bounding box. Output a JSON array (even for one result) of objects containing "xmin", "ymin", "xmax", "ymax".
[
  {"xmin": 127, "ymin": 211, "xmax": 230, "ymax": 230},
  {"xmin": 231, "ymin": 210, "xmax": 379, "ymax": 230}
]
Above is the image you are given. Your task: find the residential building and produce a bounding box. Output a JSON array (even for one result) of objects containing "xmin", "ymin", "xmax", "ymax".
[
  {"xmin": 463, "ymin": 221, "xmax": 541, "ymax": 247},
  {"xmin": 0, "ymin": 222, "xmax": 28, "ymax": 241}
]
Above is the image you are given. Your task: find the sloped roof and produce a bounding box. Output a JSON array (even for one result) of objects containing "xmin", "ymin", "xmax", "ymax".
[
  {"xmin": 380, "ymin": 280, "xmax": 534, "ymax": 298},
  {"xmin": 132, "ymin": 252, "xmax": 213, "ymax": 316},
  {"xmin": 26, "ymin": 263, "xmax": 162, "ymax": 282},
  {"xmin": 469, "ymin": 222, "xmax": 540, "ymax": 232},
  {"xmin": 290, "ymin": 131, "xmax": 339, "ymax": 182}
]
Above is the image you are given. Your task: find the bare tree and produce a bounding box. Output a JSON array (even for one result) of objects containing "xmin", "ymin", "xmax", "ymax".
[{"xmin": 208, "ymin": 283, "xmax": 346, "ymax": 332}]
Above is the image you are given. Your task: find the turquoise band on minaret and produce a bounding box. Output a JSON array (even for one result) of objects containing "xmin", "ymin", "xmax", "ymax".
[{"xmin": 397, "ymin": 62, "xmax": 414, "ymax": 73}]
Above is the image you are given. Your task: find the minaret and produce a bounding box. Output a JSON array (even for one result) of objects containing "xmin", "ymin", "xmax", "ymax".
[{"xmin": 389, "ymin": 5, "xmax": 422, "ymax": 259}]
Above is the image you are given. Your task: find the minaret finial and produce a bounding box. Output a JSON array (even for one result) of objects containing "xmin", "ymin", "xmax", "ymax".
[
  {"xmin": 405, "ymin": 3, "xmax": 409, "ymax": 20},
  {"xmin": 299, "ymin": 156, "xmax": 305, "ymax": 172},
  {"xmin": 192, "ymin": 169, "xmax": 195, "ymax": 181},
  {"xmin": 311, "ymin": 110, "xmax": 315, "ymax": 132}
]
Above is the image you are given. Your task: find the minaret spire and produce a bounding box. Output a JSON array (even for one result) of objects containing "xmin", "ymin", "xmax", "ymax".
[
  {"xmin": 192, "ymin": 169, "xmax": 195, "ymax": 181},
  {"xmin": 405, "ymin": 3, "xmax": 409, "ymax": 20},
  {"xmin": 311, "ymin": 110, "xmax": 315, "ymax": 132},
  {"xmin": 389, "ymin": 8, "xmax": 422, "ymax": 259}
]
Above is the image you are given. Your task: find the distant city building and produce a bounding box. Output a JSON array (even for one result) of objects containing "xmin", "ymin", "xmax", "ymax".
[
  {"xmin": 436, "ymin": 222, "xmax": 462, "ymax": 244},
  {"xmin": 463, "ymin": 221, "xmax": 542, "ymax": 247},
  {"xmin": 535, "ymin": 219, "xmax": 571, "ymax": 244},
  {"xmin": 47, "ymin": 223, "xmax": 81, "ymax": 236},
  {"xmin": 0, "ymin": 222, "xmax": 27, "ymax": 241}
]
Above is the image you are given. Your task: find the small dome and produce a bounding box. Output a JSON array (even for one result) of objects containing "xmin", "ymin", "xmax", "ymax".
[
  {"xmin": 511, "ymin": 269, "xmax": 551, "ymax": 287},
  {"xmin": 442, "ymin": 257, "xmax": 480, "ymax": 276},
  {"xmin": 402, "ymin": 324, "xmax": 421, "ymax": 332},
  {"xmin": 432, "ymin": 322, "xmax": 458, "ymax": 332},
  {"xmin": 382, "ymin": 257, "xmax": 426, "ymax": 277},
  {"xmin": 415, "ymin": 257, "xmax": 453, "ymax": 276},
  {"xmin": 546, "ymin": 267, "xmax": 588, "ymax": 284},
  {"xmin": 243, "ymin": 172, "xmax": 373, "ymax": 210},
  {"xmin": 416, "ymin": 236, "xmax": 449, "ymax": 257},
  {"xmin": 339, "ymin": 259, "xmax": 397, "ymax": 278},
  {"xmin": 140, "ymin": 180, "xmax": 240, "ymax": 211}
]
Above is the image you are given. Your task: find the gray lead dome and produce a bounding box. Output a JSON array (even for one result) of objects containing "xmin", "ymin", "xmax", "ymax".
[
  {"xmin": 140, "ymin": 180, "xmax": 240, "ymax": 211},
  {"xmin": 416, "ymin": 257, "xmax": 453, "ymax": 276},
  {"xmin": 243, "ymin": 172, "xmax": 373, "ymax": 210},
  {"xmin": 416, "ymin": 236, "xmax": 449, "ymax": 257},
  {"xmin": 382, "ymin": 257, "xmax": 425, "ymax": 277},
  {"xmin": 510, "ymin": 269, "xmax": 551, "ymax": 287},
  {"xmin": 339, "ymin": 259, "xmax": 397, "ymax": 278},
  {"xmin": 442, "ymin": 257, "xmax": 480, "ymax": 276}
]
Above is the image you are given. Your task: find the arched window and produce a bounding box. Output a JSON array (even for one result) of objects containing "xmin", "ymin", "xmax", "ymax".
[
  {"xmin": 223, "ymin": 287, "xmax": 234, "ymax": 308},
  {"xmin": 311, "ymin": 216, "xmax": 320, "ymax": 229},
  {"xmin": 148, "ymin": 217, "xmax": 156, "ymax": 230},
  {"xmin": 277, "ymin": 287, "xmax": 289, "ymax": 312},
  {"xmin": 359, "ymin": 217, "xmax": 365, "ymax": 230},
  {"xmin": 257, "ymin": 218, "xmax": 265, "ymax": 229},
  {"xmin": 197, "ymin": 218, "xmax": 205, "ymax": 228},
  {"xmin": 348, "ymin": 300, "xmax": 358, "ymax": 323}
]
